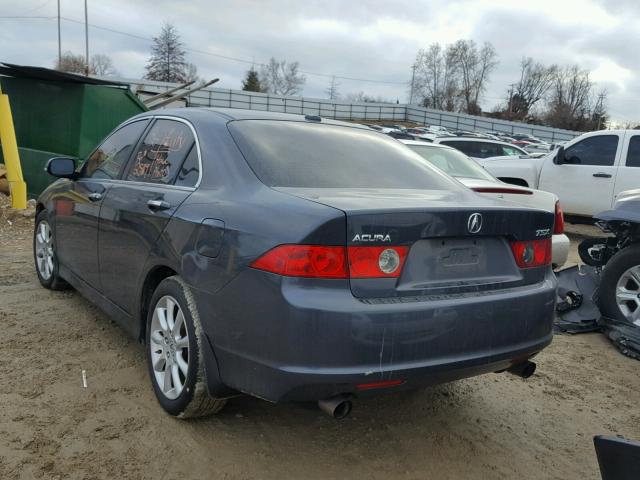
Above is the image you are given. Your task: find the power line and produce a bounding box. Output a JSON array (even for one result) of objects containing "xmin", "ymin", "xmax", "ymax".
[{"xmin": 9, "ymin": 14, "xmax": 407, "ymax": 85}]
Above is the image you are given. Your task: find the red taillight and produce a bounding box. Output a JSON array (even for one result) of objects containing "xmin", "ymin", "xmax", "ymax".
[
  {"xmin": 250, "ymin": 245, "xmax": 409, "ymax": 279},
  {"xmin": 509, "ymin": 238, "xmax": 552, "ymax": 268},
  {"xmin": 250, "ymin": 245, "xmax": 348, "ymax": 278},
  {"xmin": 348, "ymin": 246, "xmax": 408, "ymax": 278},
  {"xmin": 554, "ymin": 201, "xmax": 565, "ymax": 234},
  {"xmin": 472, "ymin": 187, "xmax": 533, "ymax": 195},
  {"xmin": 356, "ymin": 379, "xmax": 405, "ymax": 391}
]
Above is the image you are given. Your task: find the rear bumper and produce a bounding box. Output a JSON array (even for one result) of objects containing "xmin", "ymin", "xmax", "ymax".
[
  {"xmin": 193, "ymin": 270, "xmax": 557, "ymax": 402},
  {"xmin": 552, "ymin": 233, "xmax": 570, "ymax": 268}
]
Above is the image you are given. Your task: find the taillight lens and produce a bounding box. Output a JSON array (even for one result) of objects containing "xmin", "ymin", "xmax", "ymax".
[
  {"xmin": 554, "ymin": 201, "xmax": 565, "ymax": 234},
  {"xmin": 250, "ymin": 245, "xmax": 348, "ymax": 278},
  {"xmin": 509, "ymin": 238, "xmax": 552, "ymax": 268},
  {"xmin": 250, "ymin": 245, "xmax": 408, "ymax": 278},
  {"xmin": 348, "ymin": 246, "xmax": 408, "ymax": 278}
]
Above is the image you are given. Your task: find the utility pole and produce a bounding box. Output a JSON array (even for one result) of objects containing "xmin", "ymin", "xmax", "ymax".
[
  {"xmin": 57, "ymin": 0, "xmax": 61, "ymax": 66},
  {"xmin": 409, "ymin": 63, "xmax": 417, "ymax": 105},
  {"xmin": 593, "ymin": 92, "xmax": 606, "ymax": 130},
  {"xmin": 507, "ymin": 83, "xmax": 517, "ymax": 119},
  {"xmin": 84, "ymin": 0, "xmax": 89, "ymax": 76}
]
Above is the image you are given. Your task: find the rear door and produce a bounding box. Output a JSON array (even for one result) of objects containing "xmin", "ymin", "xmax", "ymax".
[
  {"xmin": 612, "ymin": 132, "xmax": 640, "ymax": 202},
  {"xmin": 98, "ymin": 118, "xmax": 200, "ymax": 314},
  {"xmin": 55, "ymin": 119, "xmax": 149, "ymax": 290},
  {"xmin": 538, "ymin": 133, "xmax": 621, "ymax": 216}
]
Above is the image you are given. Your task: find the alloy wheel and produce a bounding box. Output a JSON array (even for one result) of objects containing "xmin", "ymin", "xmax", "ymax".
[
  {"xmin": 35, "ymin": 221, "xmax": 54, "ymax": 280},
  {"xmin": 615, "ymin": 265, "xmax": 640, "ymax": 326},
  {"xmin": 149, "ymin": 295, "xmax": 190, "ymax": 400}
]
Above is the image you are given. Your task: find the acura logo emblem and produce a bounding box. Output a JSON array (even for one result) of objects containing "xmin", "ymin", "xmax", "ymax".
[{"xmin": 467, "ymin": 213, "xmax": 482, "ymax": 234}]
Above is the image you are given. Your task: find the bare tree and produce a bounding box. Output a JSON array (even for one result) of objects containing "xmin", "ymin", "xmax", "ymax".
[
  {"xmin": 413, "ymin": 43, "xmax": 460, "ymax": 111},
  {"xmin": 448, "ymin": 40, "xmax": 498, "ymax": 114},
  {"xmin": 55, "ymin": 51, "xmax": 87, "ymax": 74},
  {"xmin": 259, "ymin": 58, "xmax": 306, "ymax": 96},
  {"xmin": 506, "ymin": 57, "xmax": 556, "ymax": 119},
  {"xmin": 325, "ymin": 75, "xmax": 340, "ymax": 100},
  {"xmin": 90, "ymin": 54, "xmax": 117, "ymax": 76},
  {"xmin": 184, "ymin": 63, "xmax": 199, "ymax": 82},
  {"xmin": 145, "ymin": 24, "xmax": 188, "ymax": 83},
  {"xmin": 545, "ymin": 65, "xmax": 593, "ymax": 129}
]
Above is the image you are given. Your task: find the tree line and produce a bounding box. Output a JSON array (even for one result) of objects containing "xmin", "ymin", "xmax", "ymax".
[{"xmin": 411, "ymin": 40, "xmax": 608, "ymax": 131}]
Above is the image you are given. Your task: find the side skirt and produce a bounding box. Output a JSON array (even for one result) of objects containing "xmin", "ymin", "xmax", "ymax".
[{"xmin": 59, "ymin": 265, "xmax": 139, "ymax": 339}]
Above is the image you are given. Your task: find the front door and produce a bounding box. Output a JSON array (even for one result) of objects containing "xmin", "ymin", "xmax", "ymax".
[
  {"xmin": 538, "ymin": 133, "xmax": 621, "ymax": 216},
  {"xmin": 55, "ymin": 119, "xmax": 149, "ymax": 289},
  {"xmin": 98, "ymin": 118, "xmax": 198, "ymax": 315}
]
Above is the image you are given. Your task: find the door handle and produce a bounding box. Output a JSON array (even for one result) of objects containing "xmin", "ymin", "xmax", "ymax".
[
  {"xmin": 87, "ymin": 192, "xmax": 103, "ymax": 202},
  {"xmin": 593, "ymin": 172, "xmax": 612, "ymax": 178},
  {"xmin": 147, "ymin": 199, "xmax": 171, "ymax": 211}
]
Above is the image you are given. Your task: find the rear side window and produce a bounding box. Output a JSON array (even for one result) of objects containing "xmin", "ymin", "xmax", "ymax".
[
  {"xmin": 126, "ymin": 119, "xmax": 195, "ymax": 184},
  {"xmin": 564, "ymin": 135, "xmax": 618, "ymax": 166},
  {"xmin": 473, "ymin": 142, "xmax": 501, "ymax": 158},
  {"xmin": 228, "ymin": 121, "xmax": 461, "ymax": 190},
  {"xmin": 83, "ymin": 120, "xmax": 148, "ymax": 179},
  {"xmin": 501, "ymin": 145, "xmax": 523, "ymax": 156},
  {"xmin": 174, "ymin": 145, "xmax": 200, "ymax": 187},
  {"xmin": 440, "ymin": 140, "xmax": 473, "ymax": 156},
  {"xmin": 625, "ymin": 136, "xmax": 640, "ymax": 167}
]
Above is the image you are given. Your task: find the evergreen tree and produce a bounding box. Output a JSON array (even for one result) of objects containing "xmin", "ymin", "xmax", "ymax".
[
  {"xmin": 144, "ymin": 24, "xmax": 188, "ymax": 83},
  {"xmin": 242, "ymin": 68, "xmax": 263, "ymax": 92}
]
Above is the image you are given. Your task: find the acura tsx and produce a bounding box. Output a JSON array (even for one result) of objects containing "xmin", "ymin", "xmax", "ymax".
[{"xmin": 35, "ymin": 108, "xmax": 556, "ymax": 418}]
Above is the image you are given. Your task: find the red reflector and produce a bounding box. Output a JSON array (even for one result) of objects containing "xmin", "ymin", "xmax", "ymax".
[
  {"xmin": 356, "ymin": 379, "xmax": 405, "ymax": 391},
  {"xmin": 348, "ymin": 246, "xmax": 409, "ymax": 278},
  {"xmin": 250, "ymin": 245, "xmax": 409, "ymax": 278},
  {"xmin": 472, "ymin": 187, "xmax": 533, "ymax": 195},
  {"xmin": 250, "ymin": 245, "xmax": 348, "ymax": 278},
  {"xmin": 509, "ymin": 238, "xmax": 552, "ymax": 268},
  {"xmin": 554, "ymin": 201, "xmax": 565, "ymax": 234}
]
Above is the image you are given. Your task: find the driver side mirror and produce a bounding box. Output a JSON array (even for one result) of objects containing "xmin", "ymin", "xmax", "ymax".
[
  {"xmin": 553, "ymin": 146, "xmax": 565, "ymax": 165},
  {"xmin": 46, "ymin": 157, "xmax": 77, "ymax": 179}
]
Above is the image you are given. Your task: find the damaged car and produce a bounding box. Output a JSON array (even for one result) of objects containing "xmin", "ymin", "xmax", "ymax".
[{"xmin": 35, "ymin": 108, "xmax": 557, "ymax": 419}]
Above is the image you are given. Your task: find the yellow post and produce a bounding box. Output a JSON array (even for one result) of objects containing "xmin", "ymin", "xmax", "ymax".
[{"xmin": 0, "ymin": 85, "xmax": 27, "ymax": 209}]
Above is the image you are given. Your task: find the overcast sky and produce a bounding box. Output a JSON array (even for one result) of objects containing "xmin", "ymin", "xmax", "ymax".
[{"xmin": 1, "ymin": 0, "xmax": 639, "ymax": 122}]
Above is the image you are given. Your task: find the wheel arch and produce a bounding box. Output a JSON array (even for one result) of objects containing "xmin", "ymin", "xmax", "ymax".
[{"xmin": 138, "ymin": 265, "xmax": 178, "ymax": 343}]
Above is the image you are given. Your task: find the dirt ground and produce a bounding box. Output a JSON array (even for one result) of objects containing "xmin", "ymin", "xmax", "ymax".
[{"xmin": 1, "ymin": 196, "xmax": 639, "ymax": 480}]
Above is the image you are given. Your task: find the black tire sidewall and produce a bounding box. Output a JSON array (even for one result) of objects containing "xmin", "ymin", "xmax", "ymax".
[
  {"xmin": 598, "ymin": 243, "xmax": 640, "ymax": 322},
  {"xmin": 146, "ymin": 276, "xmax": 201, "ymax": 416},
  {"xmin": 33, "ymin": 210, "xmax": 60, "ymax": 289}
]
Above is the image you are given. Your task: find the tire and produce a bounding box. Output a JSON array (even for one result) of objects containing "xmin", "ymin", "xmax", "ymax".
[
  {"xmin": 146, "ymin": 276, "xmax": 227, "ymax": 418},
  {"xmin": 33, "ymin": 210, "xmax": 70, "ymax": 290},
  {"xmin": 598, "ymin": 243, "xmax": 640, "ymax": 326}
]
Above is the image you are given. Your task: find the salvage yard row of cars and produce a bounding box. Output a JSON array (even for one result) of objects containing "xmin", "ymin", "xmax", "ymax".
[{"xmin": 35, "ymin": 108, "xmax": 609, "ymax": 420}]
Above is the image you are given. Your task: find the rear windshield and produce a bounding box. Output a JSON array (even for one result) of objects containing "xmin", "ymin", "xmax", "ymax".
[
  {"xmin": 228, "ymin": 120, "xmax": 461, "ymax": 190},
  {"xmin": 407, "ymin": 144, "xmax": 496, "ymax": 181}
]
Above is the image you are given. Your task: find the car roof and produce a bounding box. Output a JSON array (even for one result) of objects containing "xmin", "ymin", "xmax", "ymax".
[
  {"xmin": 434, "ymin": 136, "xmax": 524, "ymax": 148},
  {"xmin": 133, "ymin": 107, "xmax": 370, "ymax": 129},
  {"xmin": 399, "ymin": 139, "xmax": 458, "ymax": 151}
]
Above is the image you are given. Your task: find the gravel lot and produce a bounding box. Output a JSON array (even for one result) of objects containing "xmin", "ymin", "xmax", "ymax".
[{"xmin": 1, "ymin": 196, "xmax": 639, "ymax": 480}]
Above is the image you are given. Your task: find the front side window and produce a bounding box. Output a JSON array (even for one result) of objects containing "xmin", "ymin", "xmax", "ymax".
[
  {"xmin": 473, "ymin": 142, "xmax": 501, "ymax": 158},
  {"xmin": 564, "ymin": 135, "xmax": 618, "ymax": 166},
  {"xmin": 625, "ymin": 136, "xmax": 640, "ymax": 167},
  {"xmin": 83, "ymin": 120, "xmax": 148, "ymax": 179},
  {"xmin": 126, "ymin": 119, "xmax": 195, "ymax": 184}
]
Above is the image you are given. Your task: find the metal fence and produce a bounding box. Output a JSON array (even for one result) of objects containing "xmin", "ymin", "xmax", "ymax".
[{"xmin": 118, "ymin": 77, "xmax": 581, "ymax": 143}]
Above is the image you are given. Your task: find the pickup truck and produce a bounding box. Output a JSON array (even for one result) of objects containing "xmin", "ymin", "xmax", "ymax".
[{"xmin": 479, "ymin": 130, "xmax": 640, "ymax": 218}]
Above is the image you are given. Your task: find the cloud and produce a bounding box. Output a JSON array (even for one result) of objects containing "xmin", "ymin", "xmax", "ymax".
[{"xmin": 0, "ymin": 0, "xmax": 638, "ymax": 121}]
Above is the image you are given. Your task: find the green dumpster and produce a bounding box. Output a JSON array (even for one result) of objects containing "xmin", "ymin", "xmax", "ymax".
[{"xmin": 0, "ymin": 63, "xmax": 147, "ymax": 197}]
